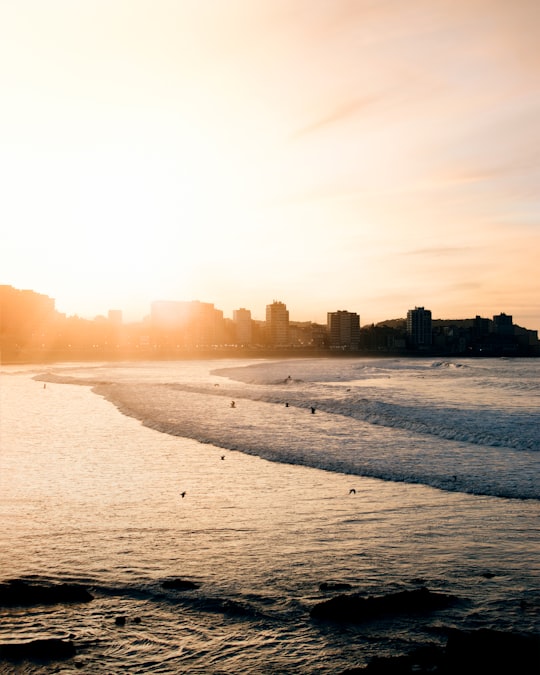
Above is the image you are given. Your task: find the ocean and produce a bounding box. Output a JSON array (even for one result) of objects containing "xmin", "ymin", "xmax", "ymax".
[{"xmin": 0, "ymin": 357, "xmax": 538, "ymax": 673}]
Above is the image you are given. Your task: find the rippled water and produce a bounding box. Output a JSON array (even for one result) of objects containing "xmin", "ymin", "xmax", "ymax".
[{"xmin": 0, "ymin": 358, "xmax": 538, "ymax": 673}]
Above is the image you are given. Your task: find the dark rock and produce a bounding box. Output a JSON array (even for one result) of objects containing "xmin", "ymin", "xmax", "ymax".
[
  {"xmin": 0, "ymin": 580, "xmax": 93, "ymax": 607},
  {"xmin": 0, "ymin": 638, "xmax": 76, "ymax": 661},
  {"xmin": 445, "ymin": 628, "xmax": 540, "ymax": 674},
  {"xmin": 162, "ymin": 578, "xmax": 200, "ymax": 590},
  {"xmin": 338, "ymin": 630, "xmax": 540, "ymax": 674},
  {"xmin": 133, "ymin": 616, "xmax": 141, "ymax": 624},
  {"xmin": 114, "ymin": 616, "xmax": 126, "ymax": 626},
  {"xmin": 319, "ymin": 582, "xmax": 353, "ymax": 592},
  {"xmin": 340, "ymin": 645, "xmax": 445, "ymax": 674},
  {"xmin": 339, "ymin": 647, "xmax": 446, "ymax": 674},
  {"xmin": 351, "ymin": 654, "xmax": 418, "ymax": 674},
  {"xmin": 310, "ymin": 587, "xmax": 456, "ymax": 623}
]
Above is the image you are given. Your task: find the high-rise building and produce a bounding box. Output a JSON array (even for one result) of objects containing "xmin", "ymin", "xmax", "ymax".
[
  {"xmin": 189, "ymin": 301, "xmax": 224, "ymax": 346},
  {"xmin": 151, "ymin": 300, "xmax": 224, "ymax": 347},
  {"xmin": 327, "ymin": 310, "xmax": 360, "ymax": 349},
  {"xmin": 407, "ymin": 306, "xmax": 432, "ymax": 346},
  {"xmin": 492, "ymin": 313, "xmax": 514, "ymax": 336},
  {"xmin": 233, "ymin": 308, "xmax": 252, "ymax": 345},
  {"xmin": 265, "ymin": 300, "xmax": 289, "ymax": 346},
  {"xmin": 0, "ymin": 285, "xmax": 56, "ymax": 350}
]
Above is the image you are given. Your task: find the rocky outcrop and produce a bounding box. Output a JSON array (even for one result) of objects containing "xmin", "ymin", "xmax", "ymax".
[
  {"xmin": 0, "ymin": 638, "xmax": 76, "ymax": 661},
  {"xmin": 339, "ymin": 629, "xmax": 540, "ymax": 674},
  {"xmin": 340, "ymin": 645, "xmax": 443, "ymax": 674},
  {"xmin": 310, "ymin": 587, "xmax": 456, "ymax": 623},
  {"xmin": 0, "ymin": 580, "xmax": 94, "ymax": 606},
  {"xmin": 445, "ymin": 628, "xmax": 540, "ymax": 674}
]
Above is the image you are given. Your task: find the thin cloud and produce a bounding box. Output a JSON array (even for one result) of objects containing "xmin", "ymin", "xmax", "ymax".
[
  {"xmin": 407, "ymin": 246, "xmax": 477, "ymax": 257},
  {"xmin": 291, "ymin": 97, "xmax": 380, "ymax": 139}
]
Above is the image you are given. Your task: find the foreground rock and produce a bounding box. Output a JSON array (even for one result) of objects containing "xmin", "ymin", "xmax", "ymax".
[
  {"xmin": 445, "ymin": 628, "xmax": 539, "ymax": 674},
  {"xmin": 310, "ymin": 587, "xmax": 456, "ymax": 623},
  {"xmin": 339, "ymin": 629, "xmax": 539, "ymax": 674},
  {"xmin": 0, "ymin": 580, "xmax": 94, "ymax": 606},
  {"xmin": 0, "ymin": 638, "xmax": 76, "ymax": 661}
]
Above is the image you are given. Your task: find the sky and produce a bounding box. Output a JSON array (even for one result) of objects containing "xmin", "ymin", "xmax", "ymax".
[{"xmin": 1, "ymin": 0, "xmax": 539, "ymax": 329}]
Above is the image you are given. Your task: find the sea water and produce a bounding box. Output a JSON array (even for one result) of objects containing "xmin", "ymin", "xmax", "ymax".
[{"xmin": 0, "ymin": 357, "xmax": 538, "ymax": 673}]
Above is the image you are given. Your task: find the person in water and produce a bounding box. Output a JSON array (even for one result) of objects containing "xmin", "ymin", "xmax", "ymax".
[{"xmin": 230, "ymin": 401, "xmax": 236, "ymax": 408}]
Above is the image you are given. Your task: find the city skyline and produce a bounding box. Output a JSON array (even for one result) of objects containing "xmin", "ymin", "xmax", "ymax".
[
  {"xmin": 2, "ymin": 283, "xmax": 538, "ymax": 361},
  {"xmin": 3, "ymin": 283, "xmax": 536, "ymax": 339},
  {"xmin": 1, "ymin": 2, "xmax": 539, "ymax": 331}
]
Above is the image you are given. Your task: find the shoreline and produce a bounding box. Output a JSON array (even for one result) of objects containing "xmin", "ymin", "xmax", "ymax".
[{"xmin": 2, "ymin": 347, "xmax": 539, "ymax": 365}]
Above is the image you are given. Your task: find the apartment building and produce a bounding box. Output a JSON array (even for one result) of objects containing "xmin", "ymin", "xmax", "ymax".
[
  {"xmin": 233, "ymin": 308, "xmax": 253, "ymax": 345},
  {"xmin": 327, "ymin": 310, "xmax": 360, "ymax": 349},
  {"xmin": 406, "ymin": 306, "xmax": 432, "ymax": 346},
  {"xmin": 265, "ymin": 300, "xmax": 289, "ymax": 346}
]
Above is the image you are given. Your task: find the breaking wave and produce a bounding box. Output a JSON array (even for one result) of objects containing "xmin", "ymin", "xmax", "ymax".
[{"xmin": 35, "ymin": 358, "xmax": 540, "ymax": 501}]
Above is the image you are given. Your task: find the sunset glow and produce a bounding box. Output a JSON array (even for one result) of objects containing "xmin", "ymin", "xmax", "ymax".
[{"xmin": 1, "ymin": 1, "xmax": 538, "ymax": 329}]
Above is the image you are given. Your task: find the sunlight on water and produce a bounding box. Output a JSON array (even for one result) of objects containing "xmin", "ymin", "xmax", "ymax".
[{"xmin": 0, "ymin": 359, "xmax": 538, "ymax": 673}]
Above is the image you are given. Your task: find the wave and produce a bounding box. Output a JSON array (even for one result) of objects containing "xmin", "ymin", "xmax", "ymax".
[
  {"xmin": 109, "ymin": 378, "xmax": 537, "ymax": 453},
  {"xmin": 83, "ymin": 382, "xmax": 538, "ymax": 501},
  {"xmin": 42, "ymin": 371, "xmax": 537, "ymax": 453},
  {"xmin": 34, "ymin": 361, "xmax": 540, "ymax": 501}
]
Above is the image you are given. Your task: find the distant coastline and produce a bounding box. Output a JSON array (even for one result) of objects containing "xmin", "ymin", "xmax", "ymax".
[{"xmin": 2, "ymin": 345, "xmax": 538, "ymax": 365}]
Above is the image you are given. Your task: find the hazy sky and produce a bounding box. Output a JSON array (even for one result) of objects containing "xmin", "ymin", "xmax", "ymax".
[{"xmin": 1, "ymin": 1, "xmax": 539, "ymax": 329}]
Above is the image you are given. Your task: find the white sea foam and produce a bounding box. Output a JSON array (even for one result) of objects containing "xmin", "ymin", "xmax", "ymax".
[{"xmin": 39, "ymin": 357, "xmax": 539, "ymax": 500}]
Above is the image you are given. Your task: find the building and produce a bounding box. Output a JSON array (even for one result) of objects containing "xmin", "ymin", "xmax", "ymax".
[
  {"xmin": 492, "ymin": 313, "xmax": 514, "ymax": 336},
  {"xmin": 265, "ymin": 300, "xmax": 289, "ymax": 346},
  {"xmin": 327, "ymin": 310, "xmax": 360, "ymax": 349},
  {"xmin": 407, "ymin": 306, "xmax": 432, "ymax": 347},
  {"xmin": 233, "ymin": 308, "xmax": 252, "ymax": 345},
  {"xmin": 0, "ymin": 285, "xmax": 57, "ymax": 352},
  {"xmin": 151, "ymin": 300, "xmax": 225, "ymax": 347}
]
